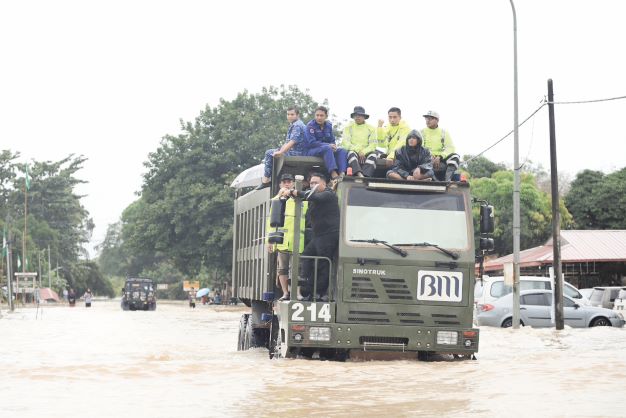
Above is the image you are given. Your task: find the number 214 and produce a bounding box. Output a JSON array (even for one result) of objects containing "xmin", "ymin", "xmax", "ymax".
[{"xmin": 291, "ymin": 303, "xmax": 331, "ymax": 322}]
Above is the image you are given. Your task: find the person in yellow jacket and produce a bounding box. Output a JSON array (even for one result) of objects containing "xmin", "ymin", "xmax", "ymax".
[
  {"xmin": 265, "ymin": 173, "xmax": 307, "ymax": 301},
  {"xmin": 377, "ymin": 107, "xmax": 411, "ymax": 166},
  {"xmin": 342, "ymin": 106, "xmax": 380, "ymax": 177},
  {"xmin": 421, "ymin": 110, "xmax": 460, "ymax": 181}
]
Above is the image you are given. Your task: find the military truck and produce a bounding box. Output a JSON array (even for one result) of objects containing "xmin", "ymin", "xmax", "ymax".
[
  {"xmin": 121, "ymin": 278, "xmax": 157, "ymax": 311},
  {"xmin": 231, "ymin": 155, "xmax": 494, "ymax": 360}
]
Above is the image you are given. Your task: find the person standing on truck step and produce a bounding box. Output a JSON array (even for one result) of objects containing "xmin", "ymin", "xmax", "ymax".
[
  {"xmin": 266, "ymin": 173, "xmax": 307, "ymax": 301},
  {"xmin": 386, "ymin": 130, "xmax": 434, "ymax": 181},
  {"xmin": 377, "ymin": 107, "xmax": 411, "ymax": 167},
  {"xmin": 257, "ymin": 106, "xmax": 309, "ymax": 190},
  {"xmin": 421, "ymin": 110, "xmax": 460, "ymax": 181},
  {"xmin": 304, "ymin": 106, "xmax": 347, "ymax": 185},
  {"xmin": 286, "ymin": 173, "xmax": 339, "ymax": 301},
  {"xmin": 342, "ymin": 106, "xmax": 380, "ymax": 177}
]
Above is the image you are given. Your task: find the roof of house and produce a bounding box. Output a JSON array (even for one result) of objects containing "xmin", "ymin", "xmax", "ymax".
[{"xmin": 483, "ymin": 230, "xmax": 626, "ymax": 271}]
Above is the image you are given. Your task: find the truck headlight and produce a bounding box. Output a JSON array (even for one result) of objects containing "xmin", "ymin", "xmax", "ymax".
[
  {"xmin": 309, "ymin": 327, "xmax": 331, "ymax": 341},
  {"xmin": 436, "ymin": 331, "xmax": 458, "ymax": 345}
]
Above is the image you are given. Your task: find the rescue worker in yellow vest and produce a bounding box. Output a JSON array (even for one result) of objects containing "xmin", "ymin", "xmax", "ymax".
[
  {"xmin": 342, "ymin": 106, "xmax": 380, "ymax": 177},
  {"xmin": 377, "ymin": 107, "xmax": 411, "ymax": 167},
  {"xmin": 421, "ymin": 110, "xmax": 460, "ymax": 181},
  {"xmin": 266, "ymin": 173, "xmax": 307, "ymax": 301}
]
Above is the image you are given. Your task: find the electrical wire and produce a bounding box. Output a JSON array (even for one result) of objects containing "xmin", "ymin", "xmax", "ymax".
[
  {"xmin": 462, "ymin": 102, "xmax": 547, "ymax": 167},
  {"xmin": 463, "ymin": 93, "xmax": 626, "ymax": 168}
]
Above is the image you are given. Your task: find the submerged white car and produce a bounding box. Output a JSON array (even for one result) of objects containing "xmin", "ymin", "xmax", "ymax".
[{"xmin": 477, "ymin": 289, "xmax": 625, "ymax": 328}]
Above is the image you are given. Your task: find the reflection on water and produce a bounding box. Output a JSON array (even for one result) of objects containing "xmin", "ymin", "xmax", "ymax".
[{"xmin": 1, "ymin": 301, "xmax": 625, "ymax": 417}]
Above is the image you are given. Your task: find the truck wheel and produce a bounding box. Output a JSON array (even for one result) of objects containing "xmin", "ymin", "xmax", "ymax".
[
  {"xmin": 269, "ymin": 316, "xmax": 279, "ymax": 359},
  {"xmin": 243, "ymin": 316, "xmax": 258, "ymax": 350},
  {"xmin": 237, "ymin": 314, "xmax": 249, "ymax": 351}
]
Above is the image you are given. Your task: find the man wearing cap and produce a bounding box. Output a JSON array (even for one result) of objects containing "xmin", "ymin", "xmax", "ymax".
[
  {"xmin": 304, "ymin": 106, "xmax": 347, "ymax": 181},
  {"xmin": 386, "ymin": 130, "xmax": 434, "ymax": 181},
  {"xmin": 257, "ymin": 106, "xmax": 308, "ymax": 190},
  {"xmin": 377, "ymin": 107, "xmax": 411, "ymax": 166},
  {"xmin": 266, "ymin": 173, "xmax": 308, "ymax": 301},
  {"xmin": 421, "ymin": 110, "xmax": 460, "ymax": 181},
  {"xmin": 342, "ymin": 106, "xmax": 380, "ymax": 177}
]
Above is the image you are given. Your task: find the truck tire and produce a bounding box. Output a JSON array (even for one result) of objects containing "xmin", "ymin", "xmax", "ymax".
[
  {"xmin": 237, "ymin": 314, "xmax": 249, "ymax": 351},
  {"xmin": 243, "ymin": 316, "xmax": 263, "ymax": 350},
  {"xmin": 269, "ymin": 315, "xmax": 279, "ymax": 359}
]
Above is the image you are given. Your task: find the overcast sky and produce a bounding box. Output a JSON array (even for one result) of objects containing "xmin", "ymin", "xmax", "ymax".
[{"xmin": 2, "ymin": 0, "xmax": 625, "ymax": 255}]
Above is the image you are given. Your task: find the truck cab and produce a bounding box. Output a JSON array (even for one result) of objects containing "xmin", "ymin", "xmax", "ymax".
[
  {"xmin": 232, "ymin": 156, "xmax": 485, "ymax": 360},
  {"xmin": 121, "ymin": 277, "xmax": 157, "ymax": 311}
]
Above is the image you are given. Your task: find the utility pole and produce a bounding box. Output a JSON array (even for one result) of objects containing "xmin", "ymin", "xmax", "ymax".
[
  {"xmin": 48, "ymin": 245, "xmax": 51, "ymax": 288},
  {"xmin": 510, "ymin": 0, "xmax": 521, "ymax": 329},
  {"xmin": 6, "ymin": 232, "xmax": 14, "ymax": 311},
  {"xmin": 548, "ymin": 79, "xmax": 564, "ymax": 329}
]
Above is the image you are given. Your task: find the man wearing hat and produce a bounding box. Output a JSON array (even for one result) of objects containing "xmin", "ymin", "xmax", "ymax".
[
  {"xmin": 421, "ymin": 110, "xmax": 460, "ymax": 181},
  {"xmin": 266, "ymin": 173, "xmax": 308, "ymax": 301},
  {"xmin": 341, "ymin": 106, "xmax": 380, "ymax": 177}
]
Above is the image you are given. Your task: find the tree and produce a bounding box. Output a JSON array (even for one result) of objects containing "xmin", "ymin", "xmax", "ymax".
[
  {"xmin": 566, "ymin": 168, "xmax": 626, "ymax": 229},
  {"xmin": 115, "ymin": 85, "xmax": 326, "ymax": 276},
  {"xmin": 463, "ymin": 155, "xmax": 507, "ymax": 179},
  {"xmin": 471, "ymin": 170, "xmax": 573, "ymax": 255}
]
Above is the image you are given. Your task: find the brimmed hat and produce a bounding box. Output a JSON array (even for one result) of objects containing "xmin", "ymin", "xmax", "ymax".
[
  {"xmin": 423, "ymin": 110, "xmax": 440, "ymax": 119},
  {"xmin": 280, "ymin": 173, "xmax": 294, "ymax": 181},
  {"xmin": 350, "ymin": 106, "xmax": 370, "ymax": 119}
]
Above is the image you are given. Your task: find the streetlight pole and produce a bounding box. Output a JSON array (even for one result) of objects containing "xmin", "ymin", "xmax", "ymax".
[{"xmin": 510, "ymin": 0, "xmax": 521, "ymax": 329}]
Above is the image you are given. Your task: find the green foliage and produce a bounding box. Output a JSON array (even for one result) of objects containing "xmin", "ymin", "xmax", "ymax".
[
  {"xmin": 565, "ymin": 168, "xmax": 626, "ymax": 229},
  {"xmin": 471, "ymin": 170, "xmax": 573, "ymax": 255},
  {"xmin": 110, "ymin": 85, "xmax": 326, "ymax": 277},
  {"xmin": 0, "ymin": 152, "xmax": 105, "ymax": 296},
  {"xmin": 463, "ymin": 155, "xmax": 507, "ymax": 179}
]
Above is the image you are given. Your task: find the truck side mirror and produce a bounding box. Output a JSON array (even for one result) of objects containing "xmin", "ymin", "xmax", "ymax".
[
  {"xmin": 269, "ymin": 199, "xmax": 286, "ymax": 227},
  {"xmin": 479, "ymin": 237, "xmax": 494, "ymax": 251},
  {"xmin": 480, "ymin": 205, "xmax": 495, "ymax": 234}
]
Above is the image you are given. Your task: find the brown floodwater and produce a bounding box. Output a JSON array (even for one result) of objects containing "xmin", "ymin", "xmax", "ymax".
[{"xmin": 1, "ymin": 300, "xmax": 625, "ymax": 417}]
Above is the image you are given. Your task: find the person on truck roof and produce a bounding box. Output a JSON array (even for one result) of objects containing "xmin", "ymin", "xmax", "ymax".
[
  {"xmin": 342, "ymin": 106, "xmax": 380, "ymax": 177},
  {"xmin": 386, "ymin": 130, "xmax": 434, "ymax": 181},
  {"xmin": 377, "ymin": 107, "xmax": 411, "ymax": 165},
  {"xmin": 266, "ymin": 173, "xmax": 308, "ymax": 301},
  {"xmin": 286, "ymin": 172, "xmax": 339, "ymax": 301},
  {"xmin": 304, "ymin": 106, "xmax": 347, "ymax": 183},
  {"xmin": 421, "ymin": 110, "xmax": 460, "ymax": 181},
  {"xmin": 257, "ymin": 107, "xmax": 309, "ymax": 190}
]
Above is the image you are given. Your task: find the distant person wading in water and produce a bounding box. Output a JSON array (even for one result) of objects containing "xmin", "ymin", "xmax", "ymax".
[{"xmin": 84, "ymin": 288, "xmax": 93, "ymax": 308}]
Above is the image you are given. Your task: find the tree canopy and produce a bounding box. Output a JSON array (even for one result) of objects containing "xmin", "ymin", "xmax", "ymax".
[
  {"xmin": 98, "ymin": 85, "xmax": 325, "ymax": 283},
  {"xmin": 565, "ymin": 168, "xmax": 626, "ymax": 229}
]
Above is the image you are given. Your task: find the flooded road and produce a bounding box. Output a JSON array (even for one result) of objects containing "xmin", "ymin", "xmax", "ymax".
[{"xmin": 2, "ymin": 300, "xmax": 625, "ymax": 417}]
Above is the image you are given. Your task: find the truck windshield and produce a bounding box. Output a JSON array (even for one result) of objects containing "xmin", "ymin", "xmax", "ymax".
[{"xmin": 345, "ymin": 188, "xmax": 469, "ymax": 250}]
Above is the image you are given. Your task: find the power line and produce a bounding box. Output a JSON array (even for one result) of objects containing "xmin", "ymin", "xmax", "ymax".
[
  {"xmin": 548, "ymin": 94, "xmax": 626, "ymax": 105},
  {"xmin": 462, "ymin": 93, "xmax": 626, "ymax": 168},
  {"xmin": 462, "ymin": 102, "xmax": 546, "ymax": 167}
]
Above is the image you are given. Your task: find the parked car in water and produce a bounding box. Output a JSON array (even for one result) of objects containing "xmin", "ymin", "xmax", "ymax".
[
  {"xmin": 474, "ymin": 276, "xmax": 588, "ymax": 314},
  {"xmin": 613, "ymin": 289, "xmax": 626, "ymax": 314},
  {"xmin": 476, "ymin": 289, "xmax": 625, "ymax": 328},
  {"xmin": 588, "ymin": 286, "xmax": 626, "ymax": 309},
  {"xmin": 579, "ymin": 288, "xmax": 594, "ymax": 300}
]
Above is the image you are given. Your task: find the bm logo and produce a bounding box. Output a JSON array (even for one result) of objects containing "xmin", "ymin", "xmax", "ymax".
[{"xmin": 417, "ymin": 270, "xmax": 463, "ymax": 302}]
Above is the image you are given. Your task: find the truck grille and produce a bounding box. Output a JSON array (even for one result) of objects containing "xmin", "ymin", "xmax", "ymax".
[
  {"xmin": 431, "ymin": 313, "xmax": 460, "ymax": 325},
  {"xmin": 359, "ymin": 336, "xmax": 409, "ymax": 346},
  {"xmin": 348, "ymin": 309, "xmax": 389, "ymax": 323},
  {"xmin": 350, "ymin": 277, "xmax": 379, "ymax": 299},
  {"xmin": 381, "ymin": 277, "xmax": 413, "ymax": 300}
]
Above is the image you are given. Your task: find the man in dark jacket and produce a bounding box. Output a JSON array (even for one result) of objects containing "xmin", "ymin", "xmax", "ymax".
[
  {"xmin": 286, "ymin": 173, "xmax": 339, "ymax": 300},
  {"xmin": 386, "ymin": 130, "xmax": 434, "ymax": 181}
]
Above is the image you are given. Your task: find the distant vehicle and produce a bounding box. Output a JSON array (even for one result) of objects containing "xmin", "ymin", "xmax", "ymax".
[
  {"xmin": 589, "ymin": 286, "xmax": 626, "ymax": 309},
  {"xmin": 476, "ymin": 289, "xmax": 625, "ymax": 328},
  {"xmin": 474, "ymin": 276, "xmax": 587, "ymax": 316},
  {"xmin": 613, "ymin": 289, "xmax": 626, "ymax": 313},
  {"xmin": 121, "ymin": 278, "xmax": 156, "ymax": 311}
]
